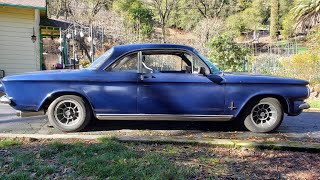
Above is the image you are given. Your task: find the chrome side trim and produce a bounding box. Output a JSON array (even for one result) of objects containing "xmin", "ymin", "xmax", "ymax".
[
  {"xmin": 299, "ymin": 103, "xmax": 310, "ymax": 110},
  {"xmin": 96, "ymin": 114, "xmax": 233, "ymax": 121},
  {"xmin": 0, "ymin": 96, "xmax": 11, "ymax": 104},
  {"xmin": 16, "ymin": 110, "xmax": 45, "ymax": 117}
]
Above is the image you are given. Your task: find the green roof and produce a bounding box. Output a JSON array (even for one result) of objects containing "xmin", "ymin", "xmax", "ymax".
[{"xmin": 0, "ymin": 0, "xmax": 46, "ymax": 10}]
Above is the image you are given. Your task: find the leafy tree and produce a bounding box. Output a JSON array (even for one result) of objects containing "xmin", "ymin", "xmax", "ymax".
[
  {"xmin": 166, "ymin": 0, "xmax": 245, "ymax": 31},
  {"xmin": 281, "ymin": 13, "xmax": 296, "ymax": 39},
  {"xmin": 279, "ymin": 0, "xmax": 295, "ymax": 22},
  {"xmin": 279, "ymin": 0, "xmax": 295, "ymax": 39},
  {"xmin": 114, "ymin": 0, "xmax": 154, "ymax": 39},
  {"xmin": 291, "ymin": 0, "xmax": 320, "ymax": 31},
  {"xmin": 149, "ymin": 0, "xmax": 180, "ymax": 42},
  {"xmin": 191, "ymin": 0, "xmax": 244, "ymax": 18},
  {"xmin": 270, "ymin": 0, "xmax": 280, "ymax": 41},
  {"xmin": 226, "ymin": 0, "xmax": 268, "ymax": 37},
  {"xmin": 307, "ymin": 26, "xmax": 320, "ymax": 53},
  {"xmin": 208, "ymin": 34, "xmax": 251, "ymax": 72},
  {"xmin": 167, "ymin": 0, "xmax": 202, "ymax": 30}
]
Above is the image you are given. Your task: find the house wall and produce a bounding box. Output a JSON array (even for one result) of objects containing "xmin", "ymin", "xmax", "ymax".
[{"xmin": 0, "ymin": 6, "xmax": 39, "ymax": 76}]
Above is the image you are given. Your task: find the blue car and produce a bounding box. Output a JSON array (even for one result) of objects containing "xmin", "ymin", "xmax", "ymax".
[{"xmin": 0, "ymin": 44, "xmax": 310, "ymax": 132}]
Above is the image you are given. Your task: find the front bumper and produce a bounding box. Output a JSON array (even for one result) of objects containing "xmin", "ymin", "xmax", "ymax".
[
  {"xmin": 0, "ymin": 95, "xmax": 11, "ymax": 104},
  {"xmin": 299, "ymin": 103, "xmax": 310, "ymax": 110}
]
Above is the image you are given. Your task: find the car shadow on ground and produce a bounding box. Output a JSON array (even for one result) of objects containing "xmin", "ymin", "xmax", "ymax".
[
  {"xmin": 84, "ymin": 120, "xmax": 243, "ymax": 132},
  {"xmin": 81, "ymin": 112, "xmax": 320, "ymax": 134}
]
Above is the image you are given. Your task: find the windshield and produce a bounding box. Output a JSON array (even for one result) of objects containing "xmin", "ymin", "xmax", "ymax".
[
  {"xmin": 193, "ymin": 49, "xmax": 220, "ymax": 73},
  {"xmin": 87, "ymin": 48, "xmax": 114, "ymax": 70}
]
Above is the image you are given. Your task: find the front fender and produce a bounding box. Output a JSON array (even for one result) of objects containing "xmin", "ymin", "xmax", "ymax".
[{"xmin": 225, "ymin": 84, "xmax": 309, "ymax": 117}]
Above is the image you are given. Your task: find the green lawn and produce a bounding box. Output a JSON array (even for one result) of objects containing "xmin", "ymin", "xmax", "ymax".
[
  {"xmin": 307, "ymin": 99, "xmax": 320, "ymax": 108},
  {"xmin": 0, "ymin": 138, "xmax": 194, "ymax": 180},
  {"xmin": 297, "ymin": 46, "xmax": 308, "ymax": 54},
  {"xmin": 1, "ymin": 138, "xmax": 319, "ymax": 179},
  {"xmin": 0, "ymin": 139, "xmax": 20, "ymax": 148}
]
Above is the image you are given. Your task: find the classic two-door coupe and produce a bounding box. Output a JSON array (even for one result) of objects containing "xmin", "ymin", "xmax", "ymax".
[{"xmin": 0, "ymin": 44, "xmax": 310, "ymax": 132}]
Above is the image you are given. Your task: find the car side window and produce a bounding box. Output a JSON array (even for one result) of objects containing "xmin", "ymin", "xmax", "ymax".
[
  {"xmin": 185, "ymin": 53, "xmax": 210, "ymax": 75},
  {"xmin": 107, "ymin": 53, "xmax": 138, "ymax": 72},
  {"xmin": 142, "ymin": 54, "xmax": 187, "ymax": 72}
]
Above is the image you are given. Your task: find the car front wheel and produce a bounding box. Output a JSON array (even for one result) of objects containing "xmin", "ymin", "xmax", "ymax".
[
  {"xmin": 47, "ymin": 95, "xmax": 91, "ymax": 132},
  {"xmin": 243, "ymin": 97, "xmax": 284, "ymax": 133}
]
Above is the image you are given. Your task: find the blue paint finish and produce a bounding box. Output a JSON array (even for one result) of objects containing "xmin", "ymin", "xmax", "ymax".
[
  {"xmin": 223, "ymin": 83, "xmax": 308, "ymax": 116},
  {"xmin": 138, "ymin": 73, "xmax": 225, "ymax": 115},
  {"xmin": 0, "ymin": 43, "xmax": 310, "ymax": 120},
  {"xmin": 222, "ymin": 73, "xmax": 308, "ymax": 85}
]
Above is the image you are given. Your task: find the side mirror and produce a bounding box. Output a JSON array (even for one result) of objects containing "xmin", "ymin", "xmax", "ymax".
[{"xmin": 208, "ymin": 74, "xmax": 224, "ymax": 84}]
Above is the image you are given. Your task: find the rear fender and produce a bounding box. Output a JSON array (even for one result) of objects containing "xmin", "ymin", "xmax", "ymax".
[{"xmin": 37, "ymin": 90, "xmax": 94, "ymax": 112}]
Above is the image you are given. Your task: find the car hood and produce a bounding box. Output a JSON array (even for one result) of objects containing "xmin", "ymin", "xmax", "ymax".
[{"xmin": 217, "ymin": 72, "xmax": 309, "ymax": 85}]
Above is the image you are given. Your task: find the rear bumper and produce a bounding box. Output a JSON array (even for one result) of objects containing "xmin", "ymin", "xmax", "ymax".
[{"xmin": 0, "ymin": 95, "xmax": 11, "ymax": 104}]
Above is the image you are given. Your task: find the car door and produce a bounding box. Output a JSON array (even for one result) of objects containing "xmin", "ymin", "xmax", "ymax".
[
  {"xmin": 92, "ymin": 52, "xmax": 139, "ymax": 115},
  {"xmin": 137, "ymin": 50, "xmax": 225, "ymax": 115}
]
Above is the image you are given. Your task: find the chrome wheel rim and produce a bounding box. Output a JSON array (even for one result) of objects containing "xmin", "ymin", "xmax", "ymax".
[
  {"xmin": 251, "ymin": 103, "xmax": 277, "ymax": 128},
  {"xmin": 54, "ymin": 100, "xmax": 81, "ymax": 126}
]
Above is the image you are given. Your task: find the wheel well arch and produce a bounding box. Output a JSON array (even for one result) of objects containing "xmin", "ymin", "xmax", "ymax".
[
  {"xmin": 237, "ymin": 94, "xmax": 289, "ymax": 116},
  {"xmin": 39, "ymin": 91, "xmax": 94, "ymax": 113}
]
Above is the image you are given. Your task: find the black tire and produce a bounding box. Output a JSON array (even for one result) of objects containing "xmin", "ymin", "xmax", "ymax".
[
  {"xmin": 47, "ymin": 95, "xmax": 91, "ymax": 132},
  {"xmin": 242, "ymin": 98, "xmax": 284, "ymax": 133}
]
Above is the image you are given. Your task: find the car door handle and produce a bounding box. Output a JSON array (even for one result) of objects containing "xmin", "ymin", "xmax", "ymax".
[{"xmin": 140, "ymin": 75, "xmax": 155, "ymax": 81}]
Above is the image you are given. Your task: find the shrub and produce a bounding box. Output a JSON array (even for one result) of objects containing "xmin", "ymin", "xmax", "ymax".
[
  {"xmin": 250, "ymin": 54, "xmax": 282, "ymax": 75},
  {"xmin": 279, "ymin": 52, "xmax": 320, "ymax": 85},
  {"xmin": 208, "ymin": 34, "xmax": 251, "ymax": 72},
  {"xmin": 249, "ymin": 52, "xmax": 320, "ymax": 85},
  {"xmin": 79, "ymin": 59, "xmax": 91, "ymax": 68}
]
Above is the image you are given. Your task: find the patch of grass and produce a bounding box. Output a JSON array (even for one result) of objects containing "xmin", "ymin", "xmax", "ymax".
[
  {"xmin": 3, "ymin": 172, "xmax": 30, "ymax": 180},
  {"xmin": 297, "ymin": 46, "xmax": 308, "ymax": 54},
  {"xmin": 160, "ymin": 144, "xmax": 181, "ymax": 156},
  {"xmin": 1, "ymin": 138, "xmax": 195, "ymax": 179},
  {"xmin": 0, "ymin": 139, "xmax": 21, "ymax": 148},
  {"xmin": 307, "ymin": 99, "xmax": 320, "ymax": 108}
]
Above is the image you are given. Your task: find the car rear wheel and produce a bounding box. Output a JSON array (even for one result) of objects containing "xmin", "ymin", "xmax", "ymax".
[
  {"xmin": 48, "ymin": 95, "xmax": 91, "ymax": 132},
  {"xmin": 243, "ymin": 98, "xmax": 284, "ymax": 133}
]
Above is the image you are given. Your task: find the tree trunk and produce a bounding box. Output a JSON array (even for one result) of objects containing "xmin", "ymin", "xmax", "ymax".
[
  {"xmin": 161, "ymin": 25, "xmax": 166, "ymax": 43},
  {"xmin": 79, "ymin": 38, "xmax": 91, "ymax": 61},
  {"xmin": 161, "ymin": 16, "xmax": 166, "ymax": 43},
  {"xmin": 270, "ymin": 0, "xmax": 279, "ymax": 42}
]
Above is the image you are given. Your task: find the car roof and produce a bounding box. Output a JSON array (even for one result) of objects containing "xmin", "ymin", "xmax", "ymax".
[{"xmin": 113, "ymin": 43, "xmax": 196, "ymax": 53}]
